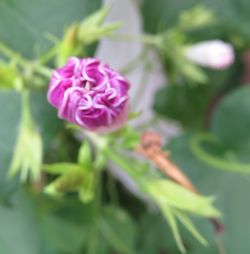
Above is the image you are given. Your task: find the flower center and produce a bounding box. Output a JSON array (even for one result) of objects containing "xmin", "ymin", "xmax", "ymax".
[{"xmin": 84, "ymin": 81, "xmax": 92, "ymax": 91}]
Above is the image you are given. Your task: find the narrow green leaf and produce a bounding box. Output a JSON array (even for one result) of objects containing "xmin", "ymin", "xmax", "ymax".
[
  {"xmin": 78, "ymin": 6, "xmax": 121, "ymax": 45},
  {"xmin": 160, "ymin": 205, "xmax": 186, "ymax": 253},
  {"xmin": 77, "ymin": 141, "xmax": 92, "ymax": 168},
  {"xmin": 96, "ymin": 207, "xmax": 136, "ymax": 254},
  {"xmin": 147, "ymin": 179, "xmax": 220, "ymax": 217},
  {"xmin": 0, "ymin": 0, "xmax": 102, "ymax": 58},
  {"xmin": 190, "ymin": 132, "xmax": 250, "ymax": 173},
  {"xmin": 44, "ymin": 168, "xmax": 85, "ymax": 196},
  {"xmin": 79, "ymin": 6, "xmax": 110, "ymax": 28},
  {"xmin": 42, "ymin": 163, "xmax": 80, "ymax": 175},
  {"xmin": 40, "ymin": 215, "xmax": 86, "ymax": 253},
  {"xmin": 0, "ymin": 62, "xmax": 21, "ymax": 89},
  {"xmin": 174, "ymin": 210, "xmax": 207, "ymax": 246},
  {"xmin": 94, "ymin": 150, "xmax": 107, "ymax": 171},
  {"xmin": 78, "ymin": 172, "xmax": 95, "ymax": 203}
]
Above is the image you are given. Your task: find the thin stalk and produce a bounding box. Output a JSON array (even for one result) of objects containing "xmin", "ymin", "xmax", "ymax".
[
  {"xmin": 0, "ymin": 41, "xmax": 28, "ymax": 67},
  {"xmin": 0, "ymin": 41, "xmax": 52, "ymax": 79},
  {"xmin": 21, "ymin": 90, "xmax": 33, "ymax": 128},
  {"xmin": 107, "ymin": 172, "xmax": 119, "ymax": 205},
  {"xmin": 39, "ymin": 46, "xmax": 58, "ymax": 65},
  {"xmin": 190, "ymin": 133, "xmax": 250, "ymax": 173}
]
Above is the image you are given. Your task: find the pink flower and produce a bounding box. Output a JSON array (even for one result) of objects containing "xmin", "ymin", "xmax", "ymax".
[
  {"xmin": 185, "ymin": 40, "xmax": 234, "ymax": 69},
  {"xmin": 47, "ymin": 57, "xmax": 130, "ymax": 133}
]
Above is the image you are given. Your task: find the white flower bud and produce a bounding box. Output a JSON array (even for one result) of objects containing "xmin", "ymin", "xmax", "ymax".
[{"xmin": 185, "ymin": 40, "xmax": 234, "ymax": 69}]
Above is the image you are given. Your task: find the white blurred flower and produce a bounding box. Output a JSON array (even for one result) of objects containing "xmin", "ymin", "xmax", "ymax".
[{"xmin": 185, "ymin": 40, "xmax": 234, "ymax": 69}]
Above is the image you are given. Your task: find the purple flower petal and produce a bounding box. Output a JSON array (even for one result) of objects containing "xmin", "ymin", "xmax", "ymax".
[{"xmin": 47, "ymin": 57, "xmax": 130, "ymax": 133}]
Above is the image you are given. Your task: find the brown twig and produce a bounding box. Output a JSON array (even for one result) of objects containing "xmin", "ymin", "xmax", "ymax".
[
  {"xmin": 242, "ymin": 49, "xmax": 250, "ymax": 85},
  {"xmin": 136, "ymin": 131, "xmax": 224, "ymax": 234}
]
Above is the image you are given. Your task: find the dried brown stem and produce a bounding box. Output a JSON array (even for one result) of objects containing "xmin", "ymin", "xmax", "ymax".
[{"xmin": 136, "ymin": 132, "xmax": 224, "ymax": 234}]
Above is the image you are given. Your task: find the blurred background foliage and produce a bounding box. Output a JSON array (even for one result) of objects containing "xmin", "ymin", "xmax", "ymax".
[
  {"xmin": 0, "ymin": 0, "xmax": 250, "ymax": 253},
  {"xmin": 143, "ymin": 0, "xmax": 250, "ymax": 253}
]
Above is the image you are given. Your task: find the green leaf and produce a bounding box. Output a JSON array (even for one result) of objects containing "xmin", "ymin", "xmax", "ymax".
[
  {"xmin": 174, "ymin": 210, "xmax": 207, "ymax": 246},
  {"xmin": 0, "ymin": 0, "xmax": 102, "ymax": 58},
  {"xmin": 154, "ymin": 84, "xmax": 211, "ymax": 128},
  {"xmin": 0, "ymin": 189, "xmax": 93, "ymax": 254},
  {"xmin": 119, "ymin": 126, "xmax": 140, "ymax": 150},
  {"xmin": 160, "ymin": 205, "xmax": 186, "ymax": 253},
  {"xmin": 85, "ymin": 226, "xmax": 110, "ymax": 254},
  {"xmin": 138, "ymin": 212, "xmax": 177, "ymax": 254},
  {"xmin": 78, "ymin": 6, "xmax": 121, "ymax": 46},
  {"xmin": 55, "ymin": 23, "xmax": 80, "ymax": 67},
  {"xmin": 167, "ymin": 132, "xmax": 250, "ymax": 253},
  {"xmin": 190, "ymin": 132, "xmax": 250, "ymax": 173},
  {"xmin": 44, "ymin": 161, "xmax": 95, "ymax": 202},
  {"xmin": 0, "ymin": 91, "xmax": 21, "ymax": 201},
  {"xmin": 30, "ymin": 91, "xmax": 63, "ymax": 150},
  {"xmin": 97, "ymin": 206, "xmax": 137, "ymax": 254},
  {"xmin": 141, "ymin": 0, "xmax": 250, "ymax": 41},
  {"xmin": 0, "ymin": 191, "xmax": 40, "ymax": 254},
  {"xmin": 43, "ymin": 163, "xmax": 80, "ymax": 175},
  {"xmin": 177, "ymin": 5, "xmax": 216, "ymax": 31},
  {"xmin": 39, "ymin": 214, "xmax": 87, "ymax": 253},
  {"xmin": 147, "ymin": 179, "xmax": 220, "ymax": 217},
  {"xmin": 45, "ymin": 168, "xmax": 85, "ymax": 195},
  {"xmin": 105, "ymin": 148, "xmax": 215, "ymax": 252},
  {"xmin": 0, "ymin": 62, "xmax": 21, "ymax": 89},
  {"xmin": 94, "ymin": 150, "xmax": 107, "ymax": 170},
  {"xmin": 78, "ymin": 172, "xmax": 95, "ymax": 203},
  {"xmin": 211, "ymin": 86, "xmax": 250, "ymax": 151},
  {"xmin": 79, "ymin": 6, "xmax": 110, "ymax": 29}
]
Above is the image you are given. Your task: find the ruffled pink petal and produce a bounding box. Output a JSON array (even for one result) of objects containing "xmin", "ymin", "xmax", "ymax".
[{"xmin": 47, "ymin": 57, "xmax": 130, "ymax": 133}]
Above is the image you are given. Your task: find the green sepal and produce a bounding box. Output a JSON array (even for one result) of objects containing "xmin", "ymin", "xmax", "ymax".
[
  {"xmin": 0, "ymin": 61, "xmax": 23, "ymax": 90},
  {"xmin": 8, "ymin": 90, "xmax": 43, "ymax": 182},
  {"xmin": 56, "ymin": 24, "xmax": 82, "ymax": 67},
  {"xmin": 146, "ymin": 179, "xmax": 220, "ymax": 217},
  {"xmin": 78, "ymin": 6, "xmax": 121, "ymax": 45},
  {"xmin": 77, "ymin": 141, "xmax": 92, "ymax": 169},
  {"xmin": 178, "ymin": 5, "xmax": 216, "ymax": 31},
  {"xmin": 44, "ymin": 167, "xmax": 85, "ymax": 195},
  {"xmin": 78, "ymin": 172, "xmax": 95, "ymax": 203},
  {"xmin": 42, "ymin": 163, "xmax": 81, "ymax": 175}
]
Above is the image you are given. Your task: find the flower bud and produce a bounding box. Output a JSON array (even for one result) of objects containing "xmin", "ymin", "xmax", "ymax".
[
  {"xmin": 78, "ymin": 6, "xmax": 121, "ymax": 46},
  {"xmin": 47, "ymin": 57, "xmax": 130, "ymax": 133},
  {"xmin": 185, "ymin": 40, "xmax": 234, "ymax": 69},
  {"xmin": 9, "ymin": 91, "xmax": 42, "ymax": 182}
]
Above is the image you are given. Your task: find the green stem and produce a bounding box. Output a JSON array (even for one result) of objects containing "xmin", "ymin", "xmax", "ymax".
[
  {"xmin": 103, "ymin": 148, "xmax": 137, "ymax": 179},
  {"xmin": 86, "ymin": 225, "xmax": 99, "ymax": 254},
  {"xmin": 84, "ymin": 131, "xmax": 143, "ymax": 183},
  {"xmin": 84, "ymin": 131, "xmax": 108, "ymax": 150},
  {"xmin": 0, "ymin": 41, "xmax": 52, "ymax": 80},
  {"xmin": 107, "ymin": 172, "xmax": 119, "ymax": 205},
  {"xmin": 215, "ymin": 234, "xmax": 226, "ymax": 254},
  {"xmin": 96, "ymin": 217, "xmax": 135, "ymax": 254},
  {"xmin": 33, "ymin": 63, "xmax": 52, "ymax": 78},
  {"xmin": 21, "ymin": 90, "xmax": 33, "ymax": 128},
  {"xmin": 39, "ymin": 46, "xmax": 58, "ymax": 64},
  {"xmin": 0, "ymin": 41, "xmax": 28, "ymax": 67},
  {"xmin": 190, "ymin": 133, "xmax": 250, "ymax": 173}
]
